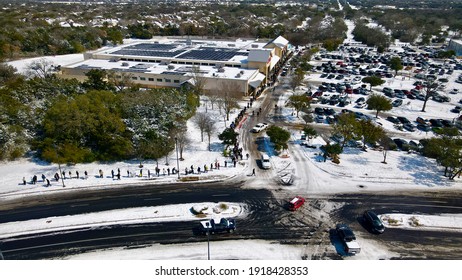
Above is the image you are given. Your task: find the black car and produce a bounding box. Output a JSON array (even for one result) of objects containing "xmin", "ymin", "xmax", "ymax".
[
  {"xmin": 363, "ymin": 210, "xmax": 385, "ymax": 234},
  {"xmin": 417, "ymin": 123, "xmax": 432, "ymax": 132},
  {"xmin": 397, "ymin": 116, "xmax": 410, "ymax": 124},
  {"xmin": 386, "ymin": 116, "xmax": 400, "ymax": 124},
  {"xmin": 393, "ymin": 138, "xmax": 409, "ymax": 151}
]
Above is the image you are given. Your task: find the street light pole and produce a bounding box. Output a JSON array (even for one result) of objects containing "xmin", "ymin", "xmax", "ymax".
[
  {"xmin": 58, "ymin": 162, "xmax": 65, "ymax": 188},
  {"xmin": 175, "ymin": 137, "xmax": 180, "ymax": 179},
  {"xmin": 206, "ymin": 220, "xmax": 211, "ymax": 260}
]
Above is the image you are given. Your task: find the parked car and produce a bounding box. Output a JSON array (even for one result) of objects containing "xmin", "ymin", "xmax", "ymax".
[
  {"xmin": 397, "ymin": 116, "xmax": 410, "ymax": 124},
  {"xmin": 392, "ymin": 99, "xmax": 403, "ymax": 107},
  {"xmin": 429, "ymin": 119, "xmax": 443, "ymax": 127},
  {"xmin": 403, "ymin": 123, "xmax": 416, "ymax": 132},
  {"xmin": 386, "ymin": 116, "xmax": 400, "ymax": 124},
  {"xmin": 315, "ymin": 115, "xmax": 325, "ymax": 123},
  {"xmin": 288, "ymin": 196, "xmax": 305, "ymax": 211},
  {"xmin": 417, "ymin": 123, "xmax": 432, "ymax": 132},
  {"xmin": 416, "ymin": 117, "xmax": 427, "ymax": 125},
  {"xmin": 363, "ymin": 210, "xmax": 385, "ymax": 234},
  {"xmin": 393, "ymin": 138, "xmax": 409, "ymax": 151}
]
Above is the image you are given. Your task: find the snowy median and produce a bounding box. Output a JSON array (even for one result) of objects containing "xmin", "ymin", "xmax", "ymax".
[
  {"xmin": 0, "ymin": 202, "xmax": 246, "ymax": 239},
  {"xmin": 380, "ymin": 213, "xmax": 462, "ymax": 232}
]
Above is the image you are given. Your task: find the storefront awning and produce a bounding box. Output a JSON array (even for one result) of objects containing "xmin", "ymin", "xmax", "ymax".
[{"xmin": 248, "ymin": 73, "xmax": 266, "ymax": 89}]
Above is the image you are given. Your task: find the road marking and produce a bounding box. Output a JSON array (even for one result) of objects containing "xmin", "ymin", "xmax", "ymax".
[
  {"xmin": 70, "ymin": 204, "xmax": 88, "ymax": 208},
  {"xmin": 144, "ymin": 198, "xmax": 161, "ymax": 201},
  {"xmin": 212, "ymin": 194, "xmax": 230, "ymax": 197}
]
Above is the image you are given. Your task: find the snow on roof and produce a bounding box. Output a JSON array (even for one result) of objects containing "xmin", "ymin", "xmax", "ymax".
[
  {"xmin": 65, "ymin": 59, "xmax": 259, "ymax": 81},
  {"xmin": 264, "ymin": 35, "xmax": 289, "ymax": 48},
  {"xmin": 248, "ymin": 73, "xmax": 266, "ymax": 88},
  {"xmin": 248, "ymin": 49, "xmax": 272, "ymax": 63}
]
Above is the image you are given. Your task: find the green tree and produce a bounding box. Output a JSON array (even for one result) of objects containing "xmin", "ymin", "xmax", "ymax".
[
  {"xmin": 322, "ymin": 38, "xmax": 342, "ymax": 51},
  {"xmin": 362, "ymin": 76, "xmax": 385, "ymax": 91},
  {"xmin": 356, "ymin": 119, "xmax": 385, "ymax": 150},
  {"xmin": 218, "ymin": 128, "xmax": 239, "ymax": 146},
  {"xmin": 422, "ymin": 132, "xmax": 462, "ymax": 180},
  {"xmin": 322, "ymin": 143, "xmax": 343, "ymax": 162},
  {"xmin": 332, "ymin": 112, "xmax": 358, "ymax": 148},
  {"xmin": 287, "ymin": 93, "xmax": 310, "ymax": 117},
  {"xmin": 303, "ymin": 126, "xmax": 317, "ymax": 139},
  {"xmin": 366, "ymin": 94, "xmax": 393, "ymax": 118},
  {"xmin": 83, "ymin": 69, "xmax": 115, "ymax": 91},
  {"xmin": 266, "ymin": 125, "xmax": 291, "ymax": 152},
  {"xmin": 39, "ymin": 91, "xmax": 132, "ymax": 162},
  {"xmin": 137, "ymin": 130, "xmax": 173, "ymax": 167},
  {"xmin": 389, "ymin": 56, "xmax": 403, "ymax": 77}
]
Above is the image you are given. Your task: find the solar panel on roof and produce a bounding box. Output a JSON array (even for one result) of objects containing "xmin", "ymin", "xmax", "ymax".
[
  {"xmin": 112, "ymin": 49, "xmax": 185, "ymax": 58},
  {"xmin": 124, "ymin": 43, "xmax": 178, "ymax": 51}
]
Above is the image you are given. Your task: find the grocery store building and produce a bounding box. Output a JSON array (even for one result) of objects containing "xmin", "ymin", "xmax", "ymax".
[{"xmin": 60, "ymin": 36, "xmax": 291, "ymax": 96}]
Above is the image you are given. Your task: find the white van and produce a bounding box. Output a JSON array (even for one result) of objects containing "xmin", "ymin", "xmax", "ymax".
[{"xmin": 261, "ymin": 154, "xmax": 271, "ymax": 169}]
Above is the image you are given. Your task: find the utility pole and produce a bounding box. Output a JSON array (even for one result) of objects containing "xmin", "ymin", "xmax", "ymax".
[
  {"xmin": 175, "ymin": 137, "xmax": 180, "ymax": 179},
  {"xmin": 206, "ymin": 220, "xmax": 212, "ymax": 260}
]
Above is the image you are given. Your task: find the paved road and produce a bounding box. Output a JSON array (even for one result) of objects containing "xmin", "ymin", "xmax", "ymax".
[{"xmin": 331, "ymin": 191, "xmax": 462, "ymax": 259}]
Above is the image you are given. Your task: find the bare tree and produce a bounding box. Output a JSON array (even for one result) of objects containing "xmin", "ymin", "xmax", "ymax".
[
  {"xmin": 421, "ymin": 77, "xmax": 440, "ymax": 112},
  {"xmin": 218, "ymin": 81, "xmax": 242, "ymax": 121},
  {"xmin": 107, "ymin": 70, "xmax": 135, "ymax": 92},
  {"xmin": 25, "ymin": 59, "xmax": 54, "ymax": 79},
  {"xmin": 190, "ymin": 66, "xmax": 207, "ymax": 96},
  {"xmin": 171, "ymin": 124, "xmax": 190, "ymax": 160},
  {"xmin": 204, "ymin": 119, "xmax": 216, "ymax": 151},
  {"xmin": 207, "ymin": 91, "xmax": 221, "ymax": 111},
  {"xmin": 176, "ymin": 132, "xmax": 190, "ymax": 160},
  {"xmin": 193, "ymin": 112, "xmax": 212, "ymax": 142}
]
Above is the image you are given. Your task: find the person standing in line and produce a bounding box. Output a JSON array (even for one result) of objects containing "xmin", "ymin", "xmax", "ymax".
[
  {"xmin": 46, "ymin": 178, "xmax": 51, "ymax": 187},
  {"xmin": 252, "ymin": 168, "xmax": 256, "ymax": 176},
  {"xmin": 76, "ymin": 171, "xmax": 79, "ymax": 179},
  {"xmin": 167, "ymin": 168, "xmax": 170, "ymax": 176},
  {"xmin": 117, "ymin": 172, "xmax": 121, "ymax": 180},
  {"xmin": 68, "ymin": 171, "xmax": 72, "ymax": 179},
  {"xmin": 140, "ymin": 169, "xmax": 143, "ymax": 177},
  {"xmin": 148, "ymin": 169, "xmax": 151, "ymax": 178},
  {"xmin": 23, "ymin": 177, "xmax": 26, "ymax": 185},
  {"xmin": 41, "ymin": 174, "xmax": 46, "ymax": 182},
  {"xmin": 111, "ymin": 170, "xmax": 114, "ymax": 179},
  {"xmin": 84, "ymin": 171, "xmax": 88, "ymax": 179}
]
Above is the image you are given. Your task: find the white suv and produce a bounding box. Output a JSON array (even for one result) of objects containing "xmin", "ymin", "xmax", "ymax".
[{"xmin": 251, "ymin": 122, "xmax": 268, "ymax": 133}]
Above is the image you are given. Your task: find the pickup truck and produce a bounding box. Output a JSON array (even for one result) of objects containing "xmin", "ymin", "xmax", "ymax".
[
  {"xmin": 336, "ymin": 224, "xmax": 361, "ymax": 255},
  {"xmin": 200, "ymin": 218, "xmax": 236, "ymax": 235}
]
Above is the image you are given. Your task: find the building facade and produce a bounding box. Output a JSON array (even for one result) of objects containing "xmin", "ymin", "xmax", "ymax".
[{"xmin": 60, "ymin": 36, "xmax": 291, "ymax": 96}]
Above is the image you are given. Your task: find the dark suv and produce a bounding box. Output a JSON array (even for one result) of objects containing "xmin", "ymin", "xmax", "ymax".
[{"xmin": 363, "ymin": 210, "xmax": 385, "ymax": 234}]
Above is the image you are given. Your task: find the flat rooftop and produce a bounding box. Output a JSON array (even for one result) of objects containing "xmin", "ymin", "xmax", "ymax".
[{"xmin": 94, "ymin": 37, "xmax": 269, "ymax": 63}]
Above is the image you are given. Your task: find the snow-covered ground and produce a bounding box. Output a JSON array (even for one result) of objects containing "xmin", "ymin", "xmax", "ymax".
[{"xmin": 2, "ymin": 29, "xmax": 462, "ymax": 261}]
